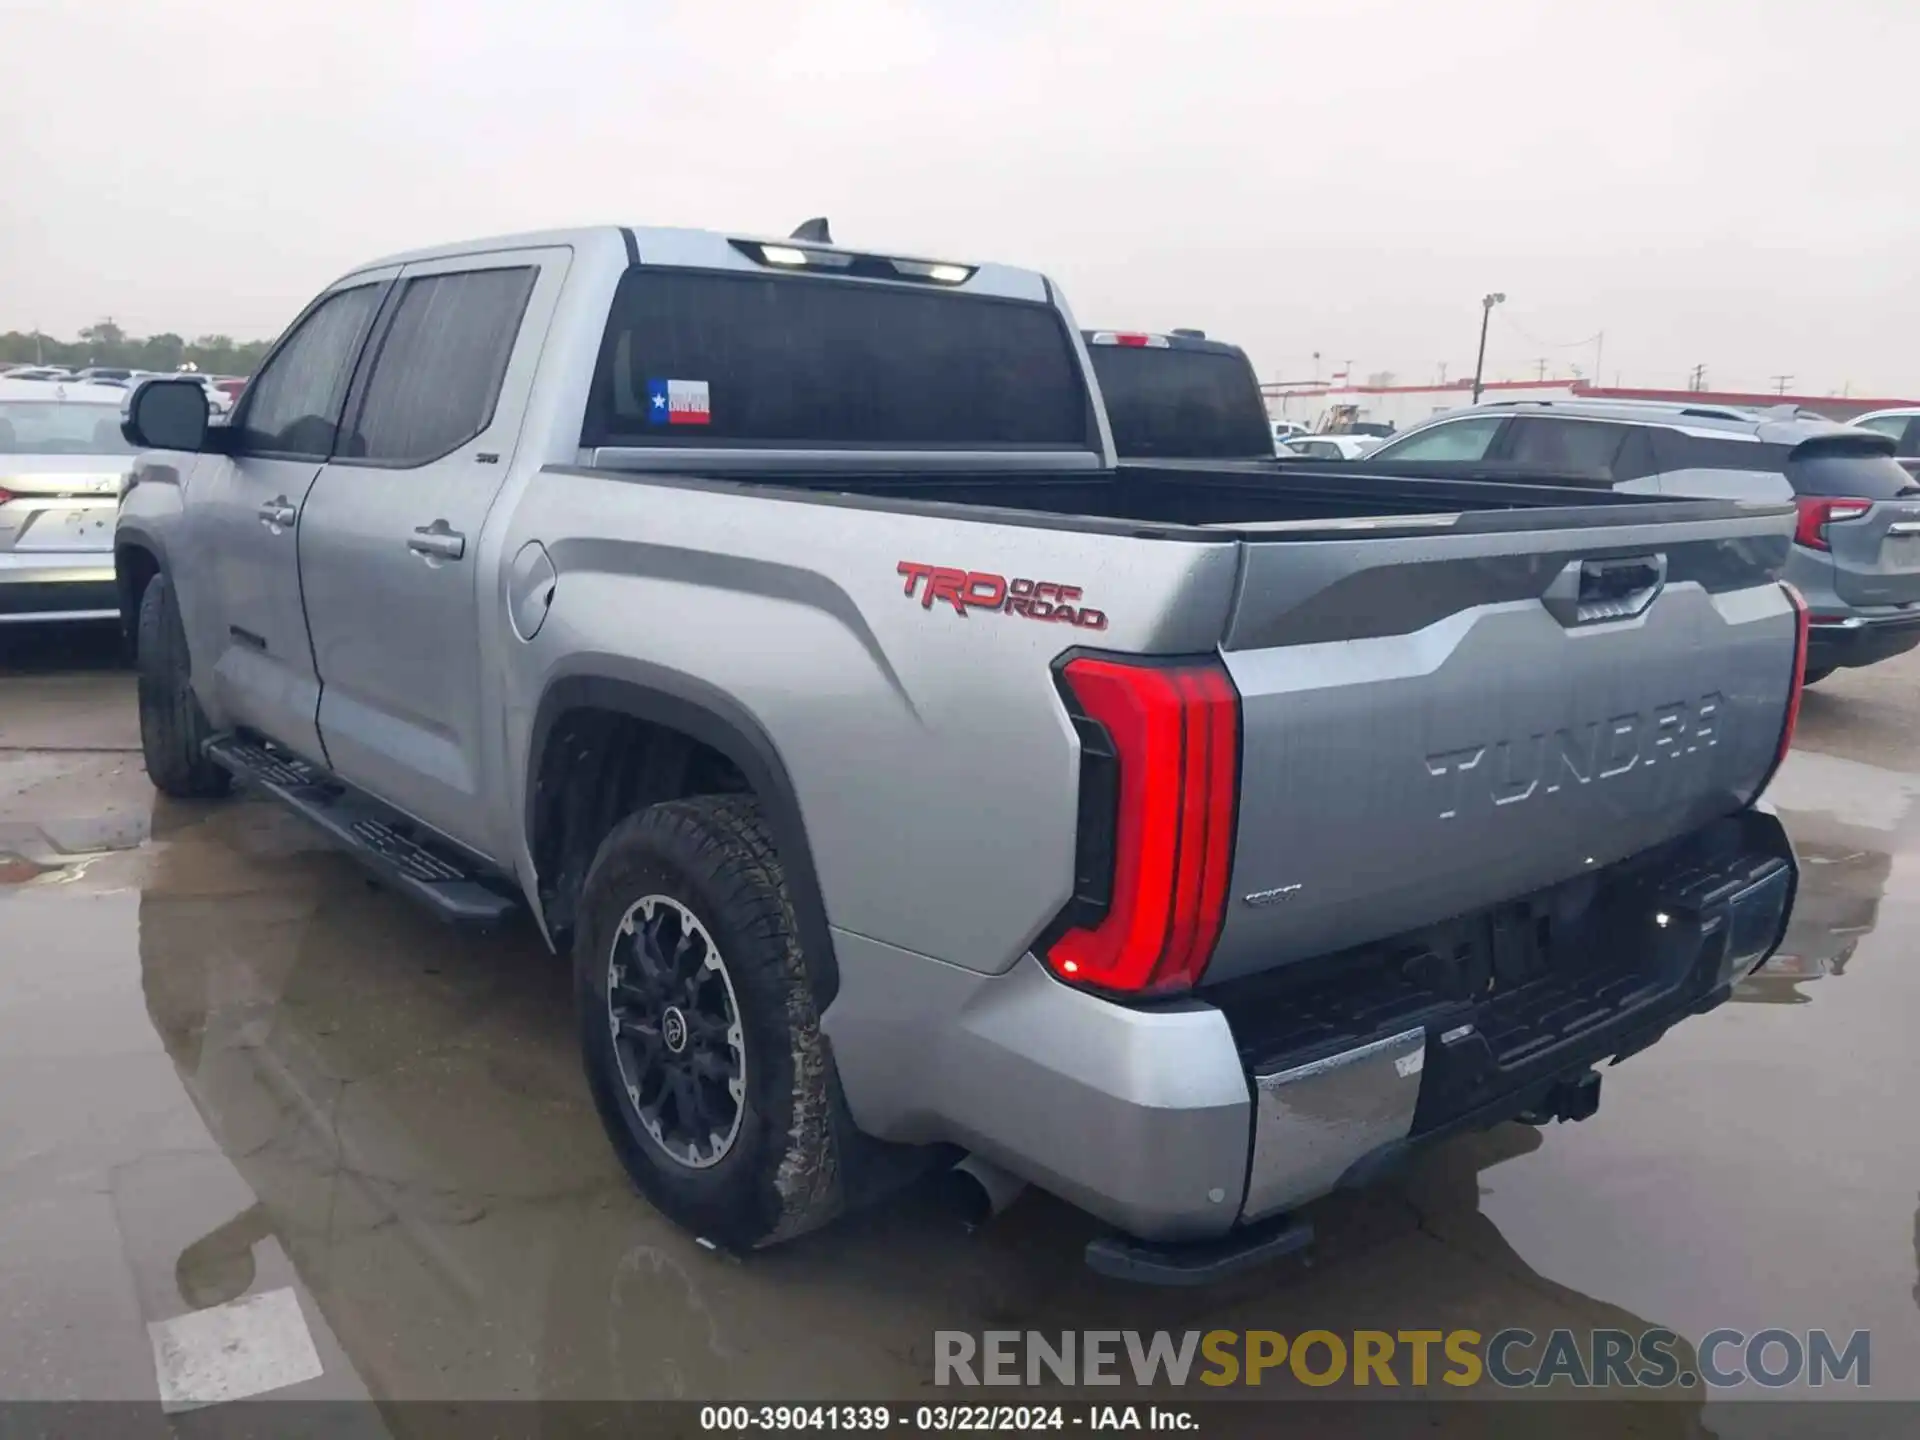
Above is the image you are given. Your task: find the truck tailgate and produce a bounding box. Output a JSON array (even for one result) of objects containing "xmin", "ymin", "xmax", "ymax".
[{"xmin": 1206, "ymin": 504, "xmax": 1800, "ymax": 983}]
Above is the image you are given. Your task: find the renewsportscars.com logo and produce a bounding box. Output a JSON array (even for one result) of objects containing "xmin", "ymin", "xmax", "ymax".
[{"xmin": 934, "ymin": 1328, "xmax": 1871, "ymax": 1390}]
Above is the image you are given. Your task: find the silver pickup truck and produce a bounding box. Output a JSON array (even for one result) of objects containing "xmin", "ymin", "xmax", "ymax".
[{"xmin": 116, "ymin": 225, "xmax": 1806, "ymax": 1282}]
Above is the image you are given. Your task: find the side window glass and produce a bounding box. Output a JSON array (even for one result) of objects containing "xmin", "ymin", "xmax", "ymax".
[
  {"xmin": 1377, "ymin": 416, "xmax": 1503, "ymax": 462},
  {"xmin": 232, "ymin": 284, "xmax": 381, "ymax": 459},
  {"xmin": 1505, "ymin": 418, "xmax": 1626, "ymax": 474},
  {"xmin": 341, "ymin": 267, "xmax": 537, "ymax": 465},
  {"xmin": 1901, "ymin": 419, "xmax": 1920, "ymax": 458},
  {"xmin": 1854, "ymin": 416, "xmax": 1910, "ymax": 442}
]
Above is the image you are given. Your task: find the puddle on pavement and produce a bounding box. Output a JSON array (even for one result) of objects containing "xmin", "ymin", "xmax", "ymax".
[
  {"xmin": 3, "ymin": 746, "xmax": 1918, "ymax": 1411},
  {"xmin": 0, "ymin": 813, "xmax": 152, "ymax": 886},
  {"xmin": 1734, "ymin": 831, "xmax": 1893, "ymax": 1005}
]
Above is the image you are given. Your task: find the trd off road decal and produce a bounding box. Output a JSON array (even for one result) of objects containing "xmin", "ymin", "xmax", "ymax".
[{"xmin": 896, "ymin": 562, "xmax": 1108, "ymax": 631}]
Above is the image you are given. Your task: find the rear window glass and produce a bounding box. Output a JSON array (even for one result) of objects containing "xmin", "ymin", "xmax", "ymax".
[
  {"xmin": 1785, "ymin": 441, "xmax": 1919, "ymax": 499},
  {"xmin": 1087, "ymin": 345, "xmax": 1272, "ymax": 459},
  {"xmin": 583, "ymin": 268, "xmax": 1090, "ymax": 450},
  {"xmin": 0, "ymin": 401, "xmax": 133, "ymax": 455}
]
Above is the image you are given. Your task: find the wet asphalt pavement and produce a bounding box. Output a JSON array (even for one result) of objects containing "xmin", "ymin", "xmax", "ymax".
[{"xmin": 1, "ymin": 624, "xmax": 1917, "ymax": 1432}]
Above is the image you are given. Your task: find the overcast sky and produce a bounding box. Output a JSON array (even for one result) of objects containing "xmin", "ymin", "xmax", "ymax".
[{"xmin": 3, "ymin": 0, "xmax": 1916, "ymax": 396}]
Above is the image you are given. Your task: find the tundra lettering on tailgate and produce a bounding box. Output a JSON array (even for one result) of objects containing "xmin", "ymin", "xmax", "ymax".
[
  {"xmin": 896, "ymin": 562, "xmax": 1109, "ymax": 631},
  {"xmin": 1426, "ymin": 693, "xmax": 1723, "ymax": 821}
]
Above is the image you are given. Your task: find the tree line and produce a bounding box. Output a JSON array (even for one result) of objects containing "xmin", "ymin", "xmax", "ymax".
[{"xmin": 1, "ymin": 319, "xmax": 270, "ymax": 377}]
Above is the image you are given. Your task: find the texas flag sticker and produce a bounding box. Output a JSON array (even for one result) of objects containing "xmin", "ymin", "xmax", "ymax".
[{"xmin": 647, "ymin": 378, "xmax": 711, "ymax": 426}]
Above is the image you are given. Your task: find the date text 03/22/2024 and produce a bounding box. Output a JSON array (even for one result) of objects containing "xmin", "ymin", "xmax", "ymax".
[{"xmin": 698, "ymin": 1405, "xmax": 1193, "ymax": 1432}]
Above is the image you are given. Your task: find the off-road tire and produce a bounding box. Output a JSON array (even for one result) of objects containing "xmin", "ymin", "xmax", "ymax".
[
  {"xmin": 575, "ymin": 795, "xmax": 844, "ymax": 1249},
  {"xmin": 136, "ymin": 572, "xmax": 231, "ymax": 799}
]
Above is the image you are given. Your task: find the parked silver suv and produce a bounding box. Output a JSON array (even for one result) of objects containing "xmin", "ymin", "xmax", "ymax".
[{"xmin": 1370, "ymin": 399, "xmax": 1920, "ymax": 683}]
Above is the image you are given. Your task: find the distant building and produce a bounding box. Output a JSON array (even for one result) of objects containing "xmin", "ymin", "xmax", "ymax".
[{"xmin": 1263, "ymin": 376, "xmax": 1920, "ymax": 434}]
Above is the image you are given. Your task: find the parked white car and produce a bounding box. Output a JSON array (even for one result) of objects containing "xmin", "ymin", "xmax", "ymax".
[
  {"xmin": 1851, "ymin": 408, "xmax": 1920, "ymax": 477},
  {"xmin": 1282, "ymin": 434, "xmax": 1379, "ymax": 461},
  {"xmin": 1269, "ymin": 419, "xmax": 1310, "ymax": 451},
  {"xmin": 0, "ymin": 378, "xmax": 138, "ymax": 624}
]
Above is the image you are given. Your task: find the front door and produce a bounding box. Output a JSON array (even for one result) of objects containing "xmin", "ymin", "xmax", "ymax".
[
  {"xmin": 188, "ymin": 275, "xmax": 391, "ymax": 760},
  {"xmin": 299, "ymin": 248, "xmax": 567, "ymax": 859}
]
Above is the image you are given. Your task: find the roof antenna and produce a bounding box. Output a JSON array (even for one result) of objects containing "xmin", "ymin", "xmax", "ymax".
[{"xmin": 789, "ymin": 217, "xmax": 833, "ymax": 244}]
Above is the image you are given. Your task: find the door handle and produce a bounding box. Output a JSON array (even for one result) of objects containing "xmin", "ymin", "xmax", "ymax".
[
  {"xmin": 257, "ymin": 497, "xmax": 298, "ymax": 529},
  {"xmin": 408, "ymin": 521, "xmax": 467, "ymax": 562}
]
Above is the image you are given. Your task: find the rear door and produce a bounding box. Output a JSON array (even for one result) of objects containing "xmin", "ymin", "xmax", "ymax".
[
  {"xmin": 299, "ymin": 248, "xmax": 563, "ymax": 859},
  {"xmin": 1785, "ymin": 435, "xmax": 1920, "ymax": 607},
  {"xmin": 191, "ymin": 275, "xmax": 391, "ymax": 760}
]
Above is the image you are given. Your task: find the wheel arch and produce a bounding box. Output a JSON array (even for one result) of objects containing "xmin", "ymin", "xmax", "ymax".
[
  {"xmin": 524, "ymin": 668, "xmax": 840, "ymax": 1007},
  {"xmin": 113, "ymin": 526, "xmax": 168, "ymax": 657}
]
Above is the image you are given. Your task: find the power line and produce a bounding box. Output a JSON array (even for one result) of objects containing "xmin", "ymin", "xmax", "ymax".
[{"xmin": 1497, "ymin": 312, "xmax": 1603, "ymax": 352}]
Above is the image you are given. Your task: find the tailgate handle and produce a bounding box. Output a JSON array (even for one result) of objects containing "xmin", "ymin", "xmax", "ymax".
[{"xmin": 1543, "ymin": 553, "xmax": 1667, "ymax": 627}]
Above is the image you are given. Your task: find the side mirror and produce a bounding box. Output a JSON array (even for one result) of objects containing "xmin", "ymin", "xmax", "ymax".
[{"xmin": 122, "ymin": 378, "xmax": 211, "ymax": 452}]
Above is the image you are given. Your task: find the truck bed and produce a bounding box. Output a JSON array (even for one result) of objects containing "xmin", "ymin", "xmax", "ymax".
[
  {"xmin": 584, "ymin": 454, "xmax": 1776, "ymax": 540},
  {"xmin": 578, "ymin": 451, "xmax": 1801, "ymax": 983}
]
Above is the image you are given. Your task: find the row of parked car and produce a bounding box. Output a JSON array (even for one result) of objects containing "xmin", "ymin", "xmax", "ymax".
[
  {"xmin": 1087, "ymin": 328, "xmax": 1920, "ymax": 685},
  {"xmin": 1, "ymin": 363, "xmax": 245, "ymax": 413}
]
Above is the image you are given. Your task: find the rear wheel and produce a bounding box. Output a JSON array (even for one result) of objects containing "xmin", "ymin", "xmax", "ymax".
[
  {"xmin": 574, "ymin": 795, "xmax": 844, "ymax": 1249},
  {"xmin": 136, "ymin": 572, "xmax": 231, "ymax": 799}
]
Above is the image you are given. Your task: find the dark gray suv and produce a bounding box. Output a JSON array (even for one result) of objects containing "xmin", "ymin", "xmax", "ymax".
[{"xmin": 1369, "ymin": 399, "xmax": 1920, "ymax": 683}]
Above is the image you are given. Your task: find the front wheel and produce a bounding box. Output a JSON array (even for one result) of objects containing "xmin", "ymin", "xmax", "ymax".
[
  {"xmin": 135, "ymin": 572, "xmax": 231, "ymax": 800},
  {"xmin": 574, "ymin": 795, "xmax": 844, "ymax": 1249}
]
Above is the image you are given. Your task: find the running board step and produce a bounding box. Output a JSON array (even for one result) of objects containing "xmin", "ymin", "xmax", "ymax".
[{"xmin": 202, "ymin": 734, "xmax": 519, "ymax": 927}]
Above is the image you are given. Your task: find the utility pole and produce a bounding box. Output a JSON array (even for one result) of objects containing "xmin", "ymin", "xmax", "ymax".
[
  {"xmin": 1535, "ymin": 357, "xmax": 1548, "ymax": 383},
  {"xmin": 1437, "ymin": 362, "xmax": 1449, "ymax": 385},
  {"xmin": 1311, "ymin": 351, "xmax": 1321, "ymax": 382},
  {"xmin": 1769, "ymin": 374, "xmax": 1793, "ymax": 396},
  {"xmin": 1471, "ymin": 292, "xmax": 1506, "ymax": 404},
  {"xmin": 1688, "ymin": 363, "xmax": 1707, "ymax": 392},
  {"xmin": 1592, "ymin": 331, "xmax": 1603, "ymax": 394}
]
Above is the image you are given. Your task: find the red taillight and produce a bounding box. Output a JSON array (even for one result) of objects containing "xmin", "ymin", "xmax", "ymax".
[
  {"xmin": 1045, "ymin": 656, "xmax": 1239, "ymax": 995},
  {"xmin": 1776, "ymin": 582, "xmax": 1809, "ymax": 768},
  {"xmin": 0, "ymin": 486, "xmax": 13, "ymax": 506},
  {"xmin": 1792, "ymin": 496, "xmax": 1871, "ymax": 551}
]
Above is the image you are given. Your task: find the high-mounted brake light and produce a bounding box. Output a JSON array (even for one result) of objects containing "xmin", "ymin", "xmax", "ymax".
[
  {"xmin": 1045, "ymin": 656, "xmax": 1239, "ymax": 996},
  {"xmin": 731, "ymin": 239, "xmax": 972, "ymax": 285},
  {"xmin": 1792, "ymin": 496, "xmax": 1871, "ymax": 551},
  {"xmin": 1087, "ymin": 331, "xmax": 1171, "ymax": 348},
  {"xmin": 744, "ymin": 241, "xmax": 853, "ymax": 270},
  {"xmin": 889, "ymin": 258, "xmax": 976, "ymax": 285}
]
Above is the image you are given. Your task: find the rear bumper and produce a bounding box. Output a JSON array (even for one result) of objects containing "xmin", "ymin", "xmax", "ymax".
[
  {"xmin": 0, "ymin": 550, "xmax": 118, "ymax": 623},
  {"xmin": 824, "ymin": 811, "xmax": 1796, "ymax": 1245},
  {"xmin": 1805, "ymin": 609, "xmax": 1920, "ymax": 671}
]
